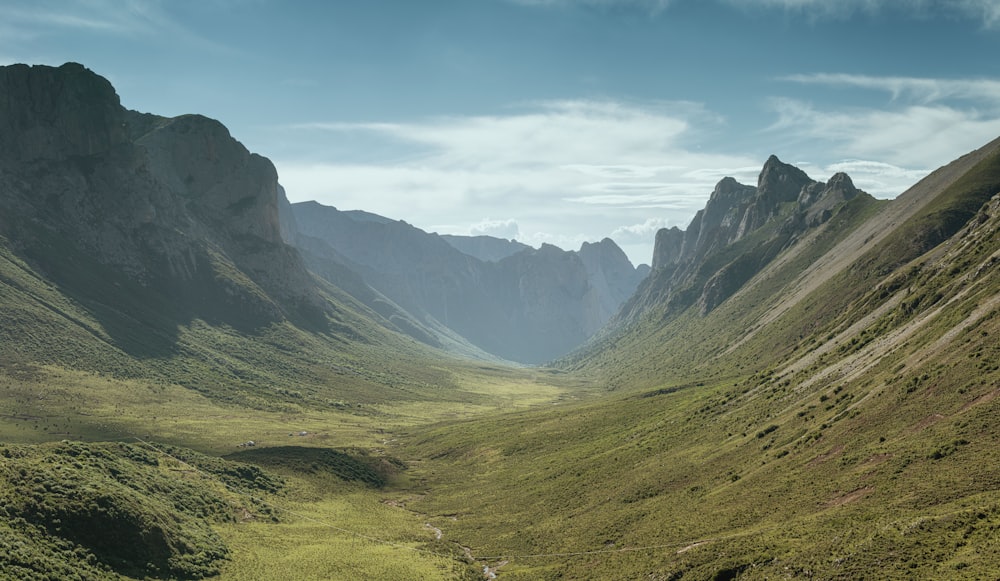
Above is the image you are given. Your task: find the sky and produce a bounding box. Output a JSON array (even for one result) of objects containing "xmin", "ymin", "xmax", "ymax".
[{"xmin": 2, "ymin": 1, "xmax": 1000, "ymax": 265}]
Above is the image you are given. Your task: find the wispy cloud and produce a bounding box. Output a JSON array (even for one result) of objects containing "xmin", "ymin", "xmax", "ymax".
[
  {"xmin": 724, "ymin": 0, "xmax": 1000, "ymax": 26},
  {"xmin": 277, "ymin": 100, "xmax": 758, "ymax": 262},
  {"xmin": 513, "ymin": 0, "xmax": 1000, "ymax": 26},
  {"xmin": 0, "ymin": 0, "xmax": 239, "ymax": 56},
  {"xmin": 768, "ymin": 97, "xmax": 1000, "ymax": 169},
  {"xmin": 2, "ymin": 1, "xmax": 162, "ymax": 37},
  {"xmin": 769, "ymin": 72, "xmax": 1000, "ymax": 174},
  {"xmin": 781, "ymin": 73, "xmax": 1000, "ymax": 103}
]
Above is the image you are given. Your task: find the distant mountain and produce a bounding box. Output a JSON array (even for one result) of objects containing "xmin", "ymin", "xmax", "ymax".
[
  {"xmin": 284, "ymin": 202, "xmax": 647, "ymax": 364},
  {"xmin": 439, "ymin": 234, "xmax": 530, "ymax": 262}
]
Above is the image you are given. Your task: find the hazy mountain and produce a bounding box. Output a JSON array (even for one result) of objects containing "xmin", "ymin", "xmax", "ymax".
[
  {"xmin": 439, "ymin": 234, "xmax": 531, "ymax": 262},
  {"xmin": 287, "ymin": 201, "xmax": 648, "ymax": 364}
]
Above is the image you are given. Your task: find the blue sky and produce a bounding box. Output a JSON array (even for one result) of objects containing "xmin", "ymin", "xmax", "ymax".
[{"xmin": 3, "ymin": 0, "xmax": 1000, "ymax": 265}]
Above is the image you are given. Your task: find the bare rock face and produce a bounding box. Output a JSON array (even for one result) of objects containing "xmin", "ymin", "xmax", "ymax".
[
  {"xmin": 0, "ymin": 62, "xmax": 128, "ymax": 162},
  {"xmin": 0, "ymin": 63, "xmax": 323, "ymax": 329},
  {"xmin": 651, "ymin": 227, "xmax": 684, "ymax": 270},
  {"xmin": 621, "ymin": 156, "xmax": 874, "ymax": 321}
]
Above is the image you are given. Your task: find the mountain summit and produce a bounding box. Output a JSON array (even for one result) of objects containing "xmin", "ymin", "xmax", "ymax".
[{"xmin": 621, "ymin": 156, "xmax": 872, "ymax": 321}]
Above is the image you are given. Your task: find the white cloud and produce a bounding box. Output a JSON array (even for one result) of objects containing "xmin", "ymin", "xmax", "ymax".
[
  {"xmin": 768, "ymin": 72, "xmax": 1000, "ymax": 189},
  {"xmin": 278, "ymin": 99, "xmax": 755, "ymax": 212},
  {"xmin": 612, "ymin": 217, "xmax": 675, "ymax": 242},
  {"xmin": 767, "ymin": 97, "xmax": 1000, "ymax": 170},
  {"xmin": 469, "ymin": 218, "xmax": 522, "ymax": 239},
  {"xmin": 822, "ymin": 160, "xmax": 932, "ymax": 198},
  {"xmin": 277, "ymin": 100, "xmax": 757, "ymax": 266}
]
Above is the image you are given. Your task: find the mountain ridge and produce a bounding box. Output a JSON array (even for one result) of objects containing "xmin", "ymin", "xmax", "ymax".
[{"xmin": 284, "ymin": 200, "xmax": 648, "ymax": 363}]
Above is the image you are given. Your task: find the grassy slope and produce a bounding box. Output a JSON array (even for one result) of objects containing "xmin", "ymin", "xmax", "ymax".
[
  {"xmin": 391, "ymin": 147, "xmax": 1000, "ymax": 579},
  {"xmin": 0, "ymin": 211, "xmax": 590, "ymax": 578}
]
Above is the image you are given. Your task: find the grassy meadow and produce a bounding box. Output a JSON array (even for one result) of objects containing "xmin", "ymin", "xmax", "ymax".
[{"xmin": 0, "ymin": 359, "xmax": 593, "ymax": 580}]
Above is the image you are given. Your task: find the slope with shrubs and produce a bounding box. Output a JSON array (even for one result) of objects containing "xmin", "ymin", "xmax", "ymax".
[{"xmin": 396, "ymin": 139, "xmax": 1000, "ymax": 579}]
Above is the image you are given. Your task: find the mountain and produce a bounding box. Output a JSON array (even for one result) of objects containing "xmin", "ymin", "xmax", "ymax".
[
  {"xmin": 399, "ymin": 139, "xmax": 1000, "ymax": 579},
  {"xmin": 439, "ymin": 234, "xmax": 530, "ymax": 262},
  {"xmin": 0, "ymin": 62, "xmax": 462, "ymax": 405},
  {"xmin": 285, "ymin": 201, "xmax": 647, "ymax": 364},
  {"xmin": 617, "ymin": 155, "xmax": 871, "ymax": 324}
]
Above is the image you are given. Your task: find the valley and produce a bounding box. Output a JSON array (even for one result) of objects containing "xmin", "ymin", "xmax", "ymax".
[{"xmin": 1, "ymin": 63, "xmax": 999, "ymax": 580}]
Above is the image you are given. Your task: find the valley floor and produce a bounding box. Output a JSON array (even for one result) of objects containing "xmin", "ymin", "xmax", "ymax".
[{"xmin": 4, "ymin": 353, "xmax": 998, "ymax": 580}]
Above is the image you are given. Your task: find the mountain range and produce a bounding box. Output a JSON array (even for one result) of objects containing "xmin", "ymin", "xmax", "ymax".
[
  {"xmin": 1, "ymin": 62, "xmax": 999, "ymax": 580},
  {"xmin": 283, "ymin": 199, "xmax": 648, "ymax": 363}
]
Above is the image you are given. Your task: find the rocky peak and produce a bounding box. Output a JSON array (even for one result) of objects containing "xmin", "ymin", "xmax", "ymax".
[
  {"xmin": 799, "ymin": 171, "xmax": 862, "ymax": 227},
  {"xmin": 136, "ymin": 113, "xmax": 282, "ymax": 245},
  {"xmin": 630, "ymin": 156, "xmax": 871, "ymax": 324},
  {"xmin": 578, "ymin": 238, "xmax": 635, "ymax": 281},
  {"xmin": 825, "ymin": 172, "xmax": 859, "ymax": 198},
  {"xmin": 757, "ymin": 154, "xmax": 813, "ymax": 204},
  {"xmin": 579, "ymin": 238, "xmax": 629, "ymax": 264},
  {"xmin": 0, "ymin": 62, "xmax": 128, "ymax": 162}
]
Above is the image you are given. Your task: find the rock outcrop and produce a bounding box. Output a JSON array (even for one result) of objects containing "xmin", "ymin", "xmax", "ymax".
[
  {"xmin": 0, "ymin": 63, "xmax": 326, "ymax": 331},
  {"xmin": 620, "ymin": 156, "xmax": 874, "ymax": 321}
]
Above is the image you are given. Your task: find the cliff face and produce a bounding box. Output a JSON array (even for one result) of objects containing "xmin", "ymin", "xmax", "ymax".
[
  {"xmin": 0, "ymin": 63, "xmax": 324, "ymax": 330},
  {"xmin": 287, "ymin": 203, "xmax": 647, "ymax": 364},
  {"xmin": 620, "ymin": 156, "xmax": 872, "ymax": 321}
]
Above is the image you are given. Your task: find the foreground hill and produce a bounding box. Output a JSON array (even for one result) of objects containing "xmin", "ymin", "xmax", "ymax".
[
  {"xmin": 284, "ymin": 201, "xmax": 647, "ymax": 364},
  {"xmin": 397, "ymin": 139, "xmax": 1000, "ymax": 579}
]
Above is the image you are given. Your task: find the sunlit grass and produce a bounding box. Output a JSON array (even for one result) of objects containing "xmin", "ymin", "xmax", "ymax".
[{"xmin": 216, "ymin": 486, "xmax": 477, "ymax": 581}]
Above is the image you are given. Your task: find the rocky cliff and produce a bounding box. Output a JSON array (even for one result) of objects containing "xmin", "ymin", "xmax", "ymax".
[
  {"xmin": 0, "ymin": 63, "xmax": 330, "ymax": 334},
  {"xmin": 620, "ymin": 155, "xmax": 870, "ymax": 321}
]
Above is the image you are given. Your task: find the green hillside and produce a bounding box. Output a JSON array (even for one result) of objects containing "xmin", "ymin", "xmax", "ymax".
[
  {"xmin": 389, "ymin": 142, "xmax": 1000, "ymax": 579},
  {"xmin": 2, "ymin": 62, "xmax": 999, "ymax": 580}
]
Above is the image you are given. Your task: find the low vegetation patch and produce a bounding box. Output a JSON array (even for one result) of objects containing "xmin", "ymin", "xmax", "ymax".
[{"xmin": 0, "ymin": 441, "xmax": 280, "ymax": 579}]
